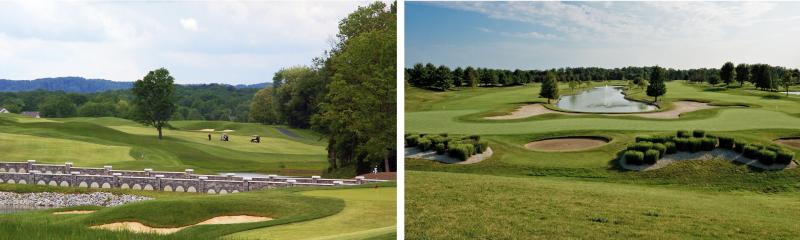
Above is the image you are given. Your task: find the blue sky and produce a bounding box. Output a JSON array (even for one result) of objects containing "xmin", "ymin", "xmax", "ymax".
[
  {"xmin": 406, "ymin": 1, "xmax": 800, "ymax": 70},
  {"xmin": 0, "ymin": 1, "xmax": 369, "ymax": 84}
]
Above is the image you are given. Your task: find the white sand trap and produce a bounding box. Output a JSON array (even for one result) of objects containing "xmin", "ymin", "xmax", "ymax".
[
  {"xmin": 525, "ymin": 137, "xmax": 608, "ymax": 152},
  {"xmin": 404, "ymin": 147, "xmax": 493, "ymax": 164},
  {"xmin": 620, "ymin": 148, "xmax": 798, "ymax": 171},
  {"xmin": 197, "ymin": 129, "xmax": 216, "ymax": 132},
  {"xmin": 53, "ymin": 210, "xmax": 96, "ymax": 215},
  {"xmin": 775, "ymin": 138, "xmax": 800, "ymax": 149},
  {"xmin": 92, "ymin": 215, "xmax": 272, "ymax": 235},
  {"xmin": 485, "ymin": 101, "xmax": 716, "ymax": 120},
  {"xmin": 221, "ymin": 129, "xmax": 235, "ymax": 132}
]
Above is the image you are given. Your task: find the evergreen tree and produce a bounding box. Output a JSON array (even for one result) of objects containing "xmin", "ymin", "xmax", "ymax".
[
  {"xmin": 464, "ymin": 66, "xmax": 478, "ymax": 87},
  {"xmin": 646, "ymin": 66, "xmax": 667, "ymax": 102},
  {"xmin": 452, "ymin": 67, "xmax": 464, "ymax": 87},
  {"xmin": 433, "ymin": 65, "xmax": 453, "ymax": 91}
]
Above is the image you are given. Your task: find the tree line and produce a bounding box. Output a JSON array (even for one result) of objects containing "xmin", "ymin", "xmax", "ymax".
[
  {"xmin": 249, "ymin": 1, "xmax": 396, "ymax": 176},
  {"xmin": 406, "ymin": 62, "xmax": 799, "ymax": 93}
]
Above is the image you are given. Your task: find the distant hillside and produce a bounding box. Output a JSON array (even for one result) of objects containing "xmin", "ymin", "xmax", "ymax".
[{"xmin": 0, "ymin": 77, "xmax": 272, "ymax": 93}]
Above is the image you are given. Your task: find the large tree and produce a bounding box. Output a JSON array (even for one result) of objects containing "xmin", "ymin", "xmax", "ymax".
[
  {"xmin": 432, "ymin": 65, "xmax": 452, "ymax": 91},
  {"xmin": 39, "ymin": 95, "xmax": 77, "ymax": 118},
  {"xmin": 539, "ymin": 70, "xmax": 559, "ymax": 104},
  {"xmin": 647, "ymin": 66, "xmax": 667, "ymax": 102},
  {"xmin": 720, "ymin": 62, "xmax": 735, "ymax": 86},
  {"xmin": 735, "ymin": 63, "xmax": 749, "ymax": 87},
  {"xmin": 131, "ymin": 68, "xmax": 176, "ymax": 139},
  {"xmin": 248, "ymin": 87, "xmax": 278, "ymax": 124},
  {"xmin": 751, "ymin": 64, "xmax": 774, "ymax": 91},
  {"xmin": 464, "ymin": 66, "xmax": 478, "ymax": 87},
  {"xmin": 781, "ymin": 71, "xmax": 796, "ymax": 96},
  {"xmin": 452, "ymin": 67, "xmax": 464, "ymax": 87}
]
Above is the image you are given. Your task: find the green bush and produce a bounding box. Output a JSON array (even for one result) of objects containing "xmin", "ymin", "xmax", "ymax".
[
  {"xmin": 636, "ymin": 135, "xmax": 653, "ymax": 143},
  {"xmin": 674, "ymin": 138, "xmax": 689, "ymax": 151},
  {"xmin": 758, "ymin": 150, "xmax": 776, "ymax": 165},
  {"xmin": 406, "ymin": 135, "xmax": 420, "ymax": 147},
  {"xmin": 624, "ymin": 150, "xmax": 644, "ymax": 165},
  {"xmin": 664, "ymin": 141, "xmax": 677, "ymax": 154},
  {"xmin": 734, "ymin": 140, "xmax": 747, "ymax": 153},
  {"xmin": 766, "ymin": 145, "xmax": 782, "ymax": 153},
  {"xmin": 718, "ymin": 136, "xmax": 734, "ymax": 149},
  {"xmin": 688, "ymin": 138, "xmax": 703, "ymax": 152},
  {"xmin": 439, "ymin": 133, "xmax": 448, "ymax": 137},
  {"xmin": 417, "ymin": 138, "xmax": 432, "ymax": 151},
  {"xmin": 701, "ymin": 137, "xmax": 717, "ymax": 151},
  {"xmin": 650, "ymin": 136, "xmax": 669, "ymax": 143},
  {"xmin": 447, "ymin": 144, "xmax": 475, "ymax": 161},
  {"xmin": 692, "ymin": 129, "xmax": 705, "ymax": 138},
  {"xmin": 644, "ymin": 149, "xmax": 660, "ymax": 165},
  {"xmin": 434, "ymin": 143, "xmax": 446, "ymax": 155},
  {"xmin": 475, "ymin": 140, "xmax": 489, "ymax": 154},
  {"xmin": 632, "ymin": 141, "xmax": 654, "ymax": 152},
  {"xmin": 743, "ymin": 145, "xmax": 760, "ymax": 159},
  {"xmin": 653, "ymin": 143, "xmax": 666, "ymax": 158},
  {"xmin": 677, "ymin": 130, "xmax": 691, "ymax": 138},
  {"xmin": 427, "ymin": 135, "xmax": 449, "ymax": 146},
  {"xmin": 776, "ymin": 151, "xmax": 795, "ymax": 165}
]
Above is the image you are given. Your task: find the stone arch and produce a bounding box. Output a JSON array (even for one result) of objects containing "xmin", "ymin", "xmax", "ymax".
[
  {"xmin": 90, "ymin": 182, "xmax": 99, "ymax": 188},
  {"xmin": 219, "ymin": 189, "xmax": 228, "ymax": 195},
  {"xmin": 8, "ymin": 168, "xmax": 16, "ymax": 173},
  {"xmin": 101, "ymin": 183, "xmax": 111, "ymax": 189},
  {"xmin": 121, "ymin": 183, "xmax": 130, "ymax": 189},
  {"xmin": 45, "ymin": 171, "xmax": 52, "ymax": 174},
  {"xmin": 7, "ymin": 179, "xmax": 15, "ymax": 184},
  {"xmin": 207, "ymin": 189, "xmax": 217, "ymax": 194},
  {"xmin": 48, "ymin": 181, "xmax": 57, "ymax": 186},
  {"xmin": 232, "ymin": 190, "xmax": 239, "ymax": 193},
  {"xmin": 18, "ymin": 169, "xmax": 26, "ymax": 173},
  {"xmin": 0, "ymin": 178, "xmax": 4, "ymax": 183},
  {"xmin": 163, "ymin": 185, "xmax": 173, "ymax": 192},
  {"xmin": 144, "ymin": 184, "xmax": 154, "ymax": 191},
  {"xmin": 175, "ymin": 186, "xmax": 185, "ymax": 192},
  {"xmin": 18, "ymin": 180, "xmax": 26, "ymax": 184},
  {"xmin": 132, "ymin": 184, "xmax": 142, "ymax": 190},
  {"xmin": 37, "ymin": 180, "xmax": 46, "ymax": 185},
  {"xmin": 187, "ymin": 186, "xmax": 197, "ymax": 193},
  {"xmin": 60, "ymin": 181, "xmax": 69, "ymax": 187},
  {"xmin": 55, "ymin": 171, "xmax": 63, "ymax": 174},
  {"xmin": 0, "ymin": 167, "xmax": 6, "ymax": 172},
  {"xmin": 79, "ymin": 182, "xmax": 88, "ymax": 188}
]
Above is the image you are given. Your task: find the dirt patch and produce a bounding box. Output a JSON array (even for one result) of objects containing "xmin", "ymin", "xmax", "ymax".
[
  {"xmin": 53, "ymin": 210, "xmax": 96, "ymax": 215},
  {"xmin": 775, "ymin": 138, "xmax": 800, "ymax": 148},
  {"xmin": 91, "ymin": 215, "xmax": 272, "ymax": 234},
  {"xmin": 485, "ymin": 101, "xmax": 716, "ymax": 120},
  {"xmin": 620, "ymin": 148, "xmax": 797, "ymax": 171},
  {"xmin": 525, "ymin": 137, "xmax": 608, "ymax": 152},
  {"xmin": 360, "ymin": 172, "xmax": 397, "ymax": 180},
  {"xmin": 404, "ymin": 147, "xmax": 493, "ymax": 164}
]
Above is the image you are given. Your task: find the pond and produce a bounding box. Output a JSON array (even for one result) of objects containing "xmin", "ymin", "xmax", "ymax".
[
  {"xmin": 555, "ymin": 86, "xmax": 657, "ymax": 113},
  {"xmin": 0, "ymin": 205, "xmax": 54, "ymax": 214}
]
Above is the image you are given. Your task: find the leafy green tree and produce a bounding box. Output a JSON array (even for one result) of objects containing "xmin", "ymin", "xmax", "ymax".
[
  {"xmin": 735, "ymin": 63, "xmax": 749, "ymax": 87},
  {"xmin": 568, "ymin": 80, "xmax": 577, "ymax": 91},
  {"xmin": 647, "ymin": 66, "xmax": 667, "ymax": 102},
  {"xmin": 539, "ymin": 71, "xmax": 559, "ymax": 103},
  {"xmin": 752, "ymin": 64, "xmax": 774, "ymax": 91},
  {"xmin": 708, "ymin": 74, "xmax": 720, "ymax": 85},
  {"xmin": 408, "ymin": 63, "xmax": 424, "ymax": 86},
  {"xmin": 464, "ymin": 66, "xmax": 478, "ymax": 87},
  {"xmin": 78, "ymin": 102, "xmax": 116, "ymax": 117},
  {"xmin": 432, "ymin": 65, "xmax": 452, "ymax": 91},
  {"xmin": 720, "ymin": 62, "xmax": 735, "ymax": 86},
  {"xmin": 131, "ymin": 68, "xmax": 176, "ymax": 139},
  {"xmin": 39, "ymin": 95, "xmax": 77, "ymax": 118},
  {"xmin": 1, "ymin": 98, "xmax": 24, "ymax": 113},
  {"xmin": 781, "ymin": 71, "xmax": 796, "ymax": 96},
  {"xmin": 271, "ymin": 66, "xmax": 323, "ymax": 128},
  {"xmin": 248, "ymin": 87, "xmax": 278, "ymax": 124}
]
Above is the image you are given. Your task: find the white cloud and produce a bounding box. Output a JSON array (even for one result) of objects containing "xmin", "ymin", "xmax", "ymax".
[{"xmin": 180, "ymin": 18, "xmax": 199, "ymax": 32}]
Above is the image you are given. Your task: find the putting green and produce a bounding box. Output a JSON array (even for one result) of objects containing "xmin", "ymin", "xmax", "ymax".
[{"xmin": 227, "ymin": 187, "xmax": 397, "ymax": 240}]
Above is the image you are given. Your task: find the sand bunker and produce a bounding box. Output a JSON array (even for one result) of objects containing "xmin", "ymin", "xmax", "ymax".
[
  {"xmin": 775, "ymin": 138, "xmax": 800, "ymax": 148},
  {"xmin": 92, "ymin": 215, "xmax": 272, "ymax": 234},
  {"xmin": 404, "ymin": 147, "xmax": 493, "ymax": 164},
  {"xmin": 53, "ymin": 210, "xmax": 96, "ymax": 215},
  {"xmin": 221, "ymin": 129, "xmax": 235, "ymax": 132},
  {"xmin": 620, "ymin": 148, "xmax": 798, "ymax": 171},
  {"xmin": 485, "ymin": 101, "xmax": 716, "ymax": 120},
  {"xmin": 525, "ymin": 137, "xmax": 608, "ymax": 152},
  {"xmin": 197, "ymin": 129, "xmax": 216, "ymax": 132}
]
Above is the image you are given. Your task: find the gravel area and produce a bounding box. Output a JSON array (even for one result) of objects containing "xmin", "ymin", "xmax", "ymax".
[{"xmin": 0, "ymin": 191, "xmax": 151, "ymax": 207}]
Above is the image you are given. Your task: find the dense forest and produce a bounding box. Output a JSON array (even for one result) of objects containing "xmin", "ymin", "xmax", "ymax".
[
  {"xmin": 406, "ymin": 62, "xmax": 799, "ymax": 92},
  {"xmin": 249, "ymin": 1, "xmax": 396, "ymax": 176},
  {"xmin": 0, "ymin": 84, "xmax": 258, "ymax": 121}
]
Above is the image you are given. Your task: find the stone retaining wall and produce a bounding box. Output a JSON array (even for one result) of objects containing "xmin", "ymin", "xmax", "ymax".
[{"xmin": 0, "ymin": 161, "xmax": 382, "ymax": 194}]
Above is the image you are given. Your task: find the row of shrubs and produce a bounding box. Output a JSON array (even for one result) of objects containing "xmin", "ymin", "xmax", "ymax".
[
  {"xmin": 623, "ymin": 130, "xmax": 796, "ymax": 166},
  {"xmin": 406, "ymin": 133, "xmax": 489, "ymax": 161}
]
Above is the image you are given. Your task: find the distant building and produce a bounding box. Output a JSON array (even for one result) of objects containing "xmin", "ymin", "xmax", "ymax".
[
  {"xmin": 21, "ymin": 111, "xmax": 40, "ymax": 118},
  {"xmin": 0, "ymin": 108, "xmax": 8, "ymax": 114}
]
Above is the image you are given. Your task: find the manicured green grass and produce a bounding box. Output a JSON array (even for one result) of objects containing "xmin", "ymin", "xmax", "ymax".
[
  {"xmin": 227, "ymin": 187, "xmax": 397, "ymax": 240},
  {"xmin": 0, "ymin": 114, "xmax": 327, "ymax": 175},
  {"xmin": 406, "ymin": 171, "xmax": 800, "ymax": 239}
]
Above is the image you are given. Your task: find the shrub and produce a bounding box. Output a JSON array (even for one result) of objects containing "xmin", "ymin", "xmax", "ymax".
[
  {"xmin": 427, "ymin": 135, "xmax": 449, "ymax": 146},
  {"xmin": 636, "ymin": 135, "xmax": 653, "ymax": 143},
  {"xmin": 766, "ymin": 145, "xmax": 782, "ymax": 153},
  {"xmin": 624, "ymin": 150, "xmax": 644, "ymax": 165},
  {"xmin": 743, "ymin": 145, "xmax": 760, "ymax": 159},
  {"xmin": 650, "ymin": 136, "xmax": 669, "ymax": 143},
  {"xmin": 677, "ymin": 130, "xmax": 691, "ymax": 138},
  {"xmin": 468, "ymin": 135, "xmax": 481, "ymax": 141},
  {"xmin": 475, "ymin": 140, "xmax": 489, "ymax": 154},
  {"xmin": 644, "ymin": 149, "xmax": 660, "ymax": 165},
  {"xmin": 693, "ymin": 129, "xmax": 705, "ymax": 138},
  {"xmin": 439, "ymin": 133, "xmax": 448, "ymax": 137},
  {"xmin": 758, "ymin": 150, "xmax": 776, "ymax": 165},
  {"xmin": 718, "ymin": 136, "xmax": 734, "ymax": 149},
  {"xmin": 776, "ymin": 151, "xmax": 795, "ymax": 165},
  {"xmin": 674, "ymin": 138, "xmax": 689, "ymax": 151},
  {"xmin": 632, "ymin": 141, "xmax": 654, "ymax": 152},
  {"xmin": 688, "ymin": 138, "xmax": 703, "ymax": 152},
  {"xmin": 447, "ymin": 144, "xmax": 475, "ymax": 161},
  {"xmin": 734, "ymin": 140, "xmax": 747, "ymax": 153},
  {"xmin": 653, "ymin": 143, "xmax": 666, "ymax": 158},
  {"xmin": 406, "ymin": 135, "xmax": 420, "ymax": 147},
  {"xmin": 417, "ymin": 138, "xmax": 432, "ymax": 151},
  {"xmin": 664, "ymin": 141, "xmax": 677, "ymax": 154},
  {"xmin": 434, "ymin": 143, "xmax": 446, "ymax": 155},
  {"xmin": 701, "ymin": 137, "xmax": 717, "ymax": 151}
]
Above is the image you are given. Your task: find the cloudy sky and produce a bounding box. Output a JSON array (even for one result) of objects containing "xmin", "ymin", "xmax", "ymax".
[
  {"xmin": 0, "ymin": 1, "xmax": 369, "ymax": 84},
  {"xmin": 406, "ymin": 1, "xmax": 800, "ymax": 70}
]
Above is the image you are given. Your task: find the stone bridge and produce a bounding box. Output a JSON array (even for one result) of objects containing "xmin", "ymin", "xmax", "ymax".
[{"xmin": 0, "ymin": 160, "xmax": 381, "ymax": 194}]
